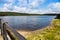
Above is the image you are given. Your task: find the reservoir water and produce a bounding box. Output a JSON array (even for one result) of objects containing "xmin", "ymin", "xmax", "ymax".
[{"xmin": 0, "ymin": 16, "xmax": 56, "ymax": 31}]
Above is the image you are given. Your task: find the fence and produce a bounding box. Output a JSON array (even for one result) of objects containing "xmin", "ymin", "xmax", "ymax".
[{"xmin": 0, "ymin": 19, "xmax": 26, "ymax": 40}]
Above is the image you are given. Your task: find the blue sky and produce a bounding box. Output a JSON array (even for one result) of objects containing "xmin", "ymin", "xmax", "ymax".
[{"xmin": 0, "ymin": 0, "xmax": 60, "ymax": 14}]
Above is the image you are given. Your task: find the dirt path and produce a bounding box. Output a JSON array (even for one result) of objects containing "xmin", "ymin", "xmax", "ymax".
[
  {"xmin": 0, "ymin": 29, "xmax": 3, "ymax": 40},
  {"xmin": 17, "ymin": 30, "xmax": 32, "ymax": 38},
  {"xmin": 0, "ymin": 36, "xmax": 3, "ymax": 40}
]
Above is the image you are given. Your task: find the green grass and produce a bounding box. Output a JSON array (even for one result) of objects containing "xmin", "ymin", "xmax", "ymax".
[{"xmin": 25, "ymin": 19, "xmax": 60, "ymax": 40}]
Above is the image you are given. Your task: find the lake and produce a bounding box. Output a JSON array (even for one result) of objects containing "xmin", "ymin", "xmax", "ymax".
[{"xmin": 0, "ymin": 16, "xmax": 56, "ymax": 31}]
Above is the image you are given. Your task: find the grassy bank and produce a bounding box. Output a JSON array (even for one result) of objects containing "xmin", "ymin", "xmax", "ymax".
[
  {"xmin": 18, "ymin": 19, "xmax": 60, "ymax": 40},
  {"xmin": 26, "ymin": 19, "xmax": 60, "ymax": 40}
]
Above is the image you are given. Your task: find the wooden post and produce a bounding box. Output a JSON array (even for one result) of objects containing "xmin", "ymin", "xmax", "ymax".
[
  {"xmin": 2, "ymin": 23, "xmax": 8, "ymax": 40},
  {"xmin": 5, "ymin": 22, "xmax": 19, "ymax": 40},
  {"xmin": 0, "ymin": 19, "xmax": 8, "ymax": 40},
  {"xmin": 0, "ymin": 19, "xmax": 1, "ymax": 28},
  {"xmin": 5, "ymin": 23, "xmax": 26, "ymax": 40},
  {"xmin": 0, "ymin": 19, "xmax": 26, "ymax": 40},
  {"xmin": 0, "ymin": 19, "xmax": 3, "ymax": 35}
]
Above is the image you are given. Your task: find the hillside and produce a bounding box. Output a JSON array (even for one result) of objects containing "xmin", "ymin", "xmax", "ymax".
[{"xmin": 0, "ymin": 12, "xmax": 43, "ymax": 16}]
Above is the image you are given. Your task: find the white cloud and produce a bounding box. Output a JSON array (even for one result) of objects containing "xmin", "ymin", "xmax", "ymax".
[
  {"xmin": 12, "ymin": 6, "xmax": 44, "ymax": 14},
  {"xmin": 0, "ymin": 4, "xmax": 11, "ymax": 11},
  {"xmin": 38, "ymin": 2, "xmax": 60, "ymax": 14},
  {"xmin": 48, "ymin": 2, "xmax": 60, "ymax": 13},
  {"xmin": 0, "ymin": 0, "xmax": 45, "ymax": 14},
  {"xmin": 0, "ymin": 7, "xmax": 9, "ymax": 12},
  {"xmin": 13, "ymin": 6, "xmax": 27, "ymax": 13},
  {"xmin": 28, "ymin": 0, "xmax": 44, "ymax": 8},
  {"xmin": 12, "ymin": 6, "xmax": 39, "ymax": 13},
  {"xmin": 0, "ymin": 0, "xmax": 60, "ymax": 14},
  {"xmin": 5, "ymin": 0, "xmax": 14, "ymax": 3},
  {"xmin": 18, "ymin": 0, "xmax": 28, "ymax": 7},
  {"xmin": 18, "ymin": 0, "xmax": 44, "ymax": 8}
]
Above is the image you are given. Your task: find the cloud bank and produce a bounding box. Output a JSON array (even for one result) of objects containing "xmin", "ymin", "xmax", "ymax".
[{"xmin": 0, "ymin": 0, "xmax": 60, "ymax": 14}]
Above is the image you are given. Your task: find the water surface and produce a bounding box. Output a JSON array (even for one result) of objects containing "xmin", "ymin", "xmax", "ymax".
[{"xmin": 0, "ymin": 16, "xmax": 56, "ymax": 31}]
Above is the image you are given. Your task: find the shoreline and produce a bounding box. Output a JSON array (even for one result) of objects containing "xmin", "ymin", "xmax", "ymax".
[{"xmin": 17, "ymin": 19, "xmax": 60, "ymax": 40}]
